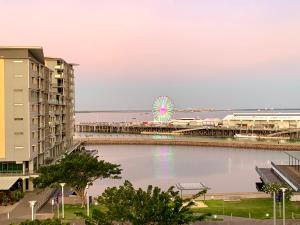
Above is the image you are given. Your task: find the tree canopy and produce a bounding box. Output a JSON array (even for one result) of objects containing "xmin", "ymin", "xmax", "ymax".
[
  {"xmin": 33, "ymin": 152, "xmax": 122, "ymax": 205},
  {"xmin": 82, "ymin": 180, "xmax": 208, "ymax": 225},
  {"xmin": 262, "ymin": 183, "xmax": 293, "ymax": 201}
]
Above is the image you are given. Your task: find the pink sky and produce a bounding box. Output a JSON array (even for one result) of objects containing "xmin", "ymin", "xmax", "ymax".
[{"xmin": 1, "ymin": 0, "xmax": 300, "ymax": 109}]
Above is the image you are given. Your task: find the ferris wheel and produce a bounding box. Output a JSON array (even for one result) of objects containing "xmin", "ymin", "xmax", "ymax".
[{"xmin": 152, "ymin": 96, "xmax": 174, "ymax": 122}]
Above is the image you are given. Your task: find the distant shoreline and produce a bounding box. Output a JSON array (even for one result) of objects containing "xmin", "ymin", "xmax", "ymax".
[
  {"xmin": 76, "ymin": 137, "xmax": 300, "ymax": 151},
  {"xmin": 75, "ymin": 108, "xmax": 300, "ymax": 113}
]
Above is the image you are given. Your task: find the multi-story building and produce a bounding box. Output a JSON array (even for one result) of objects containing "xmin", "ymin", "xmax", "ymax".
[
  {"xmin": 0, "ymin": 47, "xmax": 76, "ymax": 191},
  {"xmin": 45, "ymin": 58, "xmax": 75, "ymax": 160}
]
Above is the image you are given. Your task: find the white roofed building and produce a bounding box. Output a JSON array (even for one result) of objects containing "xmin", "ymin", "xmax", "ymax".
[{"xmin": 223, "ymin": 113, "xmax": 300, "ymax": 130}]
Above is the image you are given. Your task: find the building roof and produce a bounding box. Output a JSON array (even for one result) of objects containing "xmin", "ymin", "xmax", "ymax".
[
  {"xmin": 0, "ymin": 46, "xmax": 44, "ymax": 64},
  {"xmin": 176, "ymin": 182, "xmax": 208, "ymax": 190},
  {"xmin": 0, "ymin": 177, "xmax": 19, "ymax": 190},
  {"xmin": 223, "ymin": 112, "xmax": 300, "ymax": 121},
  {"xmin": 45, "ymin": 57, "xmax": 79, "ymax": 66}
]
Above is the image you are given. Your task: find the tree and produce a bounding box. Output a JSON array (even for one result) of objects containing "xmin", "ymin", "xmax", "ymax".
[
  {"xmin": 262, "ymin": 183, "xmax": 293, "ymax": 201},
  {"xmin": 33, "ymin": 152, "xmax": 122, "ymax": 205},
  {"xmin": 81, "ymin": 180, "xmax": 208, "ymax": 225}
]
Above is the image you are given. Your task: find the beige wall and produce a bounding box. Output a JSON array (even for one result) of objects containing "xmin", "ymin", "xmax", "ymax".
[
  {"xmin": 4, "ymin": 59, "xmax": 30, "ymax": 162},
  {"xmin": 0, "ymin": 59, "xmax": 5, "ymax": 159}
]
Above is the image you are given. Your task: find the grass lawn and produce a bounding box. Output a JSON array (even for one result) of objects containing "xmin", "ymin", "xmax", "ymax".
[
  {"xmin": 60, "ymin": 199, "xmax": 300, "ymax": 221},
  {"xmin": 192, "ymin": 198, "xmax": 300, "ymax": 219},
  {"xmin": 55, "ymin": 204, "xmax": 105, "ymax": 220}
]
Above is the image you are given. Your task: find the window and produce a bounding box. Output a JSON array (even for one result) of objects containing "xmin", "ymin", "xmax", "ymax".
[
  {"xmin": 14, "ymin": 103, "xmax": 24, "ymax": 106},
  {"xmin": 14, "ymin": 118, "xmax": 23, "ymax": 121},
  {"xmin": 14, "ymin": 132, "xmax": 24, "ymax": 135},
  {"xmin": 32, "ymin": 145, "xmax": 36, "ymax": 152},
  {"xmin": 13, "ymin": 60, "xmax": 24, "ymax": 63},
  {"xmin": 15, "ymin": 146, "xmax": 24, "ymax": 150},
  {"xmin": 13, "ymin": 89, "xmax": 23, "ymax": 92}
]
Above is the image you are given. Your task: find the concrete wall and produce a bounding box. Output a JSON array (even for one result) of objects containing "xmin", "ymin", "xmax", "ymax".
[
  {"xmin": 0, "ymin": 59, "xmax": 5, "ymax": 159},
  {"xmin": 4, "ymin": 59, "xmax": 30, "ymax": 162}
]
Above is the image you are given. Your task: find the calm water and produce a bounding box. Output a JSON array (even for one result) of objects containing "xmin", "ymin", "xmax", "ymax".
[
  {"xmin": 78, "ymin": 110, "xmax": 294, "ymax": 196},
  {"xmin": 87, "ymin": 145, "xmax": 288, "ymax": 196}
]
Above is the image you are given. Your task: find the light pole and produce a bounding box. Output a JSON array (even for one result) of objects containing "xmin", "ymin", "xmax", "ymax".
[
  {"xmin": 86, "ymin": 184, "xmax": 90, "ymax": 217},
  {"xmin": 280, "ymin": 188, "xmax": 287, "ymax": 225},
  {"xmin": 273, "ymin": 191, "xmax": 276, "ymax": 225},
  {"xmin": 29, "ymin": 200, "xmax": 36, "ymax": 221},
  {"xmin": 60, "ymin": 183, "xmax": 66, "ymax": 219},
  {"xmin": 51, "ymin": 199, "xmax": 55, "ymax": 214}
]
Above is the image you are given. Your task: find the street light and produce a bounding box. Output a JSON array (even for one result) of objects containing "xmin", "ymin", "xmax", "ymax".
[
  {"xmin": 280, "ymin": 188, "xmax": 287, "ymax": 225},
  {"xmin": 60, "ymin": 183, "xmax": 66, "ymax": 219},
  {"xmin": 29, "ymin": 200, "xmax": 37, "ymax": 221},
  {"xmin": 273, "ymin": 191, "xmax": 276, "ymax": 225},
  {"xmin": 86, "ymin": 184, "xmax": 90, "ymax": 217}
]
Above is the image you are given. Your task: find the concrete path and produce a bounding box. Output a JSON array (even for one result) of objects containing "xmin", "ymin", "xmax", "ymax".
[
  {"xmin": 0, "ymin": 188, "xmax": 56, "ymax": 225},
  {"xmin": 194, "ymin": 215, "xmax": 300, "ymax": 225}
]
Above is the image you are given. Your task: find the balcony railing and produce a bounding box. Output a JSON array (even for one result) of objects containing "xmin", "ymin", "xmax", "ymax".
[{"xmin": 54, "ymin": 65, "xmax": 64, "ymax": 70}]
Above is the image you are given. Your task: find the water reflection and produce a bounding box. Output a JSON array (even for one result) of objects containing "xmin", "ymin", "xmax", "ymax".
[
  {"xmin": 87, "ymin": 145, "xmax": 288, "ymax": 196},
  {"xmin": 153, "ymin": 146, "xmax": 175, "ymax": 178}
]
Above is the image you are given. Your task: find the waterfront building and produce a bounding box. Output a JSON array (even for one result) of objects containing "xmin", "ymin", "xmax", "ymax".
[
  {"xmin": 0, "ymin": 47, "xmax": 76, "ymax": 191},
  {"xmin": 223, "ymin": 113, "xmax": 300, "ymax": 129},
  {"xmin": 169, "ymin": 118, "xmax": 222, "ymax": 127},
  {"xmin": 45, "ymin": 57, "xmax": 75, "ymax": 160}
]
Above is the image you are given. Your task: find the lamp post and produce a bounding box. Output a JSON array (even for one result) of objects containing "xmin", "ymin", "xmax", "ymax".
[
  {"xmin": 273, "ymin": 191, "xmax": 276, "ymax": 225},
  {"xmin": 60, "ymin": 183, "xmax": 66, "ymax": 219},
  {"xmin": 280, "ymin": 188, "xmax": 287, "ymax": 225},
  {"xmin": 86, "ymin": 184, "xmax": 90, "ymax": 217},
  {"xmin": 29, "ymin": 200, "xmax": 36, "ymax": 221},
  {"xmin": 51, "ymin": 199, "xmax": 55, "ymax": 214}
]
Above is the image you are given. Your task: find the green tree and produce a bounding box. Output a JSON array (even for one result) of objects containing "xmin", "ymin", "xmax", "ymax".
[
  {"xmin": 262, "ymin": 183, "xmax": 293, "ymax": 201},
  {"xmin": 33, "ymin": 152, "xmax": 121, "ymax": 205},
  {"xmin": 82, "ymin": 180, "xmax": 208, "ymax": 225}
]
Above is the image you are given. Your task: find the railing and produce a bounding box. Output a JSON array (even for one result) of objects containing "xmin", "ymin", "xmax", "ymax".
[
  {"xmin": 54, "ymin": 65, "xmax": 64, "ymax": 70},
  {"xmin": 0, "ymin": 171, "xmax": 37, "ymax": 177},
  {"xmin": 271, "ymin": 162, "xmax": 299, "ymax": 191},
  {"xmin": 35, "ymin": 188, "xmax": 57, "ymax": 212},
  {"xmin": 49, "ymin": 99, "xmax": 58, "ymax": 105}
]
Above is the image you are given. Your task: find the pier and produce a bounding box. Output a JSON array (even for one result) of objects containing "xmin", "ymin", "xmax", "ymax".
[{"xmin": 75, "ymin": 122, "xmax": 300, "ymax": 139}]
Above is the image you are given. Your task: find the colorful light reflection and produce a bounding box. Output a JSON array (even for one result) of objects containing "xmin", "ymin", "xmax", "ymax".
[{"xmin": 153, "ymin": 146, "xmax": 175, "ymax": 179}]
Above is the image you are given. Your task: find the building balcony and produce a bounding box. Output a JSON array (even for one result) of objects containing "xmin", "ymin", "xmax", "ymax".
[
  {"xmin": 49, "ymin": 99, "xmax": 59, "ymax": 105},
  {"xmin": 54, "ymin": 65, "xmax": 64, "ymax": 70},
  {"xmin": 54, "ymin": 83, "xmax": 64, "ymax": 88},
  {"xmin": 54, "ymin": 74, "xmax": 63, "ymax": 78}
]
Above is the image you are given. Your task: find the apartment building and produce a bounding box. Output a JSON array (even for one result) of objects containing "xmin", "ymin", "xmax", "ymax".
[
  {"xmin": 45, "ymin": 58, "xmax": 75, "ymax": 160},
  {"xmin": 0, "ymin": 47, "xmax": 75, "ymax": 191}
]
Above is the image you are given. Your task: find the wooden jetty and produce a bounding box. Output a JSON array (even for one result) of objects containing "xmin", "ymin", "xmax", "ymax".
[{"xmin": 76, "ymin": 122, "xmax": 300, "ymax": 139}]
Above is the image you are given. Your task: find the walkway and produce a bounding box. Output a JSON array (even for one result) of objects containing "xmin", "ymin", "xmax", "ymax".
[
  {"xmin": 0, "ymin": 188, "xmax": 56, "ymax": 225},
  {"xmin": 194, "ymin": 215, "xmax": 300, "ymax": 225}
]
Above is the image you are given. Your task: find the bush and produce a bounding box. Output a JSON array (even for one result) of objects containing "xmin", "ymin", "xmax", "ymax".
[
  {"xmin": 11, "ymin": 219, "xmax": 70, "ymax": 225},
  {"xmin": 13, "ymin": 190, "xmax": 24, "ymax": 201},
  {"xmin": 2, "ymin": 194, "xmax": 9, "ymax": 206}
]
